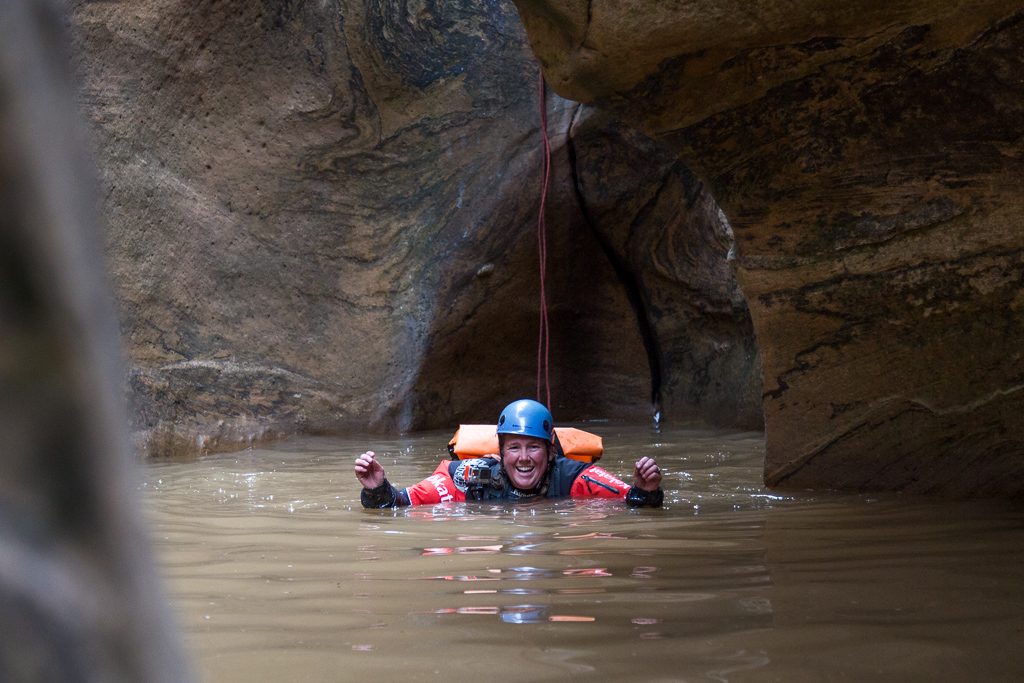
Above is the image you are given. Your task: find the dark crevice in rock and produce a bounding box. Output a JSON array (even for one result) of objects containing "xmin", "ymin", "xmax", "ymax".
[
  {"xmin": 565, "ymin": 103, "xmax": 663, "ymax": 410},
  {"xmin": 580, "ymin": 0, "xmax": 593, "ymax": 50}
]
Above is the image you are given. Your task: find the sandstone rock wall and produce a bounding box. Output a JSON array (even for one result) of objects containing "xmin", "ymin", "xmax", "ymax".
[
  {"xmin": 72, "ymin": 0, "xmax": 762, "ymax": 456},
  {"xmin": 512, "ymin": 0, "xmax": 1024, "ymax": 496}
]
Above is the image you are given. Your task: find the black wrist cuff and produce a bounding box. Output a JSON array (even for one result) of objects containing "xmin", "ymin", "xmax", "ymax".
[
  {"xmin": 626, "ymin": 486, "xmax": 664, "ymax": 508},
  {"xmin": 361, "ymin": 478, "xmax": 399, "ymax": 508}
]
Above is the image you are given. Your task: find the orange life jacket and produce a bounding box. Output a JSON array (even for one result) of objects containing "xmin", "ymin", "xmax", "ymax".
[{"xmin": 447, "ymin": 424, "xmax": 603, "ymax": 463}]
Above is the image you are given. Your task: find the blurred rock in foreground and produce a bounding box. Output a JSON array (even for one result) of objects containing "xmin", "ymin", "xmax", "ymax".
[{"xmin": 0, "ymin": 0, "xmax": 190, "ymax": 680}]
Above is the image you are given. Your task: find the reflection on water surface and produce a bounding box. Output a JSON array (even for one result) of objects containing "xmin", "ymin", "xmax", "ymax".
[{"xmin": 143, "ymin": 426, "xmax": 1024, "ymax": 682}]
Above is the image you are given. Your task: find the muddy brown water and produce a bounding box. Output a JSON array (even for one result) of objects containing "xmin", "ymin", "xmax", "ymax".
[{"xmin": 142, "ymin": 426, "xmax": 1024, "ymax": 682}]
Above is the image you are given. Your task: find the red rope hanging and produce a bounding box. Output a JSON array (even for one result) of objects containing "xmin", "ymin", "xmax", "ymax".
[{"xmin": 537, "ymin": 71, "xmax": 552, "ymax": 409}]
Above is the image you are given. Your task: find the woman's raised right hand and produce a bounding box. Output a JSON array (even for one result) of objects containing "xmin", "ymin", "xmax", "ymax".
[{"xmin": 354, "ymin": 451, "xmax": 386, "ymax": 489}]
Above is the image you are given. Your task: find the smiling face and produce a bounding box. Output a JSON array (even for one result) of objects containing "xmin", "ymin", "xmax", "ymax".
[{"xmin": 501, "ymin": 435, "xmax": 553, "ymax": 490}]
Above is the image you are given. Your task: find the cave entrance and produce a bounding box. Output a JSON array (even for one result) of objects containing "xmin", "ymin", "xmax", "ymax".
[{"xmin": 408, "ymin": 106, "xmax": 762, "ymax": 433}]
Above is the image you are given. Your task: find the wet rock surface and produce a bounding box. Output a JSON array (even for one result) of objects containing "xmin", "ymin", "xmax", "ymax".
[
  {"xmin": 512, "ymin": 0, "xmax": 1024, "ymax": 495},
  {"xmin": 71, "ymin": 0, "xmax": 761, "ymax": 456}
]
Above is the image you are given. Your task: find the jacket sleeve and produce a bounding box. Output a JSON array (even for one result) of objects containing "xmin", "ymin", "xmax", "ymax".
[
  {"xmin": 361, "ymin": 461, "xmax": 470, "ymax": 508},
  {"xmin": 569, "ymin": 466, "xmax": 629, "ymax": 499},
  {"xmin": 404, "ymin": 461, "xmax": 467, "ymax": 505},
  {"xmin": 568, "ymin": 465, "xmax": 663, "ymax": 508}
]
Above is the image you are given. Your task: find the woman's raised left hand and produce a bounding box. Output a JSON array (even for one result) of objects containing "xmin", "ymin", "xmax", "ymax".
[{"xmin": 632, "ymin": 456, "xmax": 663, "ymax": 491}]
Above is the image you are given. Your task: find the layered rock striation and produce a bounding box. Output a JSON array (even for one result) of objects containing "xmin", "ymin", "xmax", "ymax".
[{"xmin": 513, "ymin": 0, "xmax": 1024, "ymax": 495}]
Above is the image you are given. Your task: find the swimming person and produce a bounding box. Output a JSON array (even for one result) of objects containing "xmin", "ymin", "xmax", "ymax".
[{"xmin": 355, "ymin": 399, "xmax": 664, "ymax": 508}]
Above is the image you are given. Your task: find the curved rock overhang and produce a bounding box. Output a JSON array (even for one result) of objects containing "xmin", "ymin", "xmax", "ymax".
[{"xmin": 511, "ymin": 0, "xmax": 1024, "ymax": 497}]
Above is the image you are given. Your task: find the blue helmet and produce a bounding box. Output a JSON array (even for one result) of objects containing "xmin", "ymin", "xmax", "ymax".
[{"xmin": 496, "ymin": 399, "xmax": 553, "ymax": 442}]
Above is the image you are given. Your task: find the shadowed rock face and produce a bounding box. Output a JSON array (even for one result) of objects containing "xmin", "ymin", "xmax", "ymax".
[
  {"xmin": 0, "ymin": 0, "xmax": 190, "ymax": 680},
  {"xmin": 72, "ymin": 0, "xmax": 762, "ymax": 455},
  {"xmin": 512, "ymin": 0, "xmax": 1024, "ymax": 496},
  {"xmin": 568, "ymin": 109, "xmax": 763, "ymax": 429}
]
